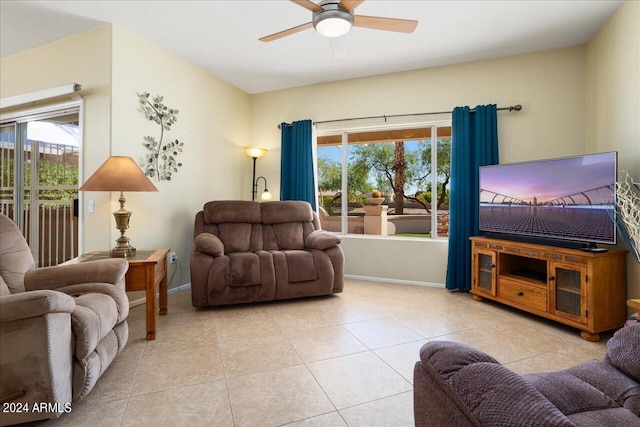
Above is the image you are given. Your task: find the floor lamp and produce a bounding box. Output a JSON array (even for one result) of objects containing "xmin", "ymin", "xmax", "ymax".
[{"xmin": 244, "ymin": 147, "xmax": 268, "ymax": 201}]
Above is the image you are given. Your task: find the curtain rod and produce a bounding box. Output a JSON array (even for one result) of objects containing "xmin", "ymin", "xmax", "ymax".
[{"xmin": 278, "ymin": 104, "xmax": 522, "ymax": 129}]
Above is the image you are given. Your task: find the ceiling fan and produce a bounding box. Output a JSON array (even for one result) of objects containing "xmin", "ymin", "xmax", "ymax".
[{"xmin": 259, "ymin": 0, "xmax": 419, "ymax": 42}]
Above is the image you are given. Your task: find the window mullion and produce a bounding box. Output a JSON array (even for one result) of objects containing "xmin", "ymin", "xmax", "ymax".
[
  {"xmin": 431, "ymin": 126, "xmax": 438, "ymax": 237},
  {"xmin": 341, "ymin": 132, "xmax": 348, "ymax": 234}
]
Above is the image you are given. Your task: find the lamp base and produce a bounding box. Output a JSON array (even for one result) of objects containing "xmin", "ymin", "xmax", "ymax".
[
  {"xmin": 111, "ymin": 196, "xmax": 136, "ymax": 258},
  {"xmin": 111, "ymin": 235, "xmax": 136, "ymax": 258},
  {"xmin": 111, "ymin": 245, "xmax": 136, "ymax": 258}
]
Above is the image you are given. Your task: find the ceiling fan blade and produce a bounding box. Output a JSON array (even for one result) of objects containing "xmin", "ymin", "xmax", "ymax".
[
  {"xmin": 330, "ymin": 37, "xmax": 349, "ymax": 60},
  {"xmin": 354, "ymin": 15, "xmax": 418, "ymax": 33},
  {"xmin": 290, "ymin": 0, "xmax": 323, "ymax": 12},
  {"xmin": 259, "ymin": 22, "xmax": 313, "ymax": 42},
  {"xmin": 339, "ymin": 0, "xmax": 364, "ymax": 12}
]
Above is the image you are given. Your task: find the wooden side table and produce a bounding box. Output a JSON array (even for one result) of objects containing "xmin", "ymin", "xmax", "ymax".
[
  {"xmin": 628, "ymin": 299, "xmax": 640, "ymax": 312},
  {"xmin": 66, "ymin": 248, "xmax": 169, "ymax": 340}
]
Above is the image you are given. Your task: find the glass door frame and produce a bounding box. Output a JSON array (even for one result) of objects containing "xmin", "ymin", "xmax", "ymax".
[{"xmin": 0, "ymin": 100, "xmax": 84, "ymax": 264}]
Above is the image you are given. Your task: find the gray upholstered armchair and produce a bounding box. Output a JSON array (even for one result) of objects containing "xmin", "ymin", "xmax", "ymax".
[{"xmin": 0, "ymin": 213, "xmax": 129, "ymax": 426}]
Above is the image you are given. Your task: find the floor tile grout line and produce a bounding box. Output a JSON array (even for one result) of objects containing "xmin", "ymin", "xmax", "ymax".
[
  {"xmin": 117, "ymin": 332, "xmax": 149, "ymax": 426},
  {"xmin": 337, "ymin": 389, "xmax": 415, "ymax": 412},
  {"xmin": 301, "ymin": 355, "xmax": 341, "ymax": 416},
  {"xmin": 370, "ymin": 346, "xmax": 416, "ymax": 387},
  {"xmin": 56, "ymin": 279, "xmax": 612, "ymax": 426}
]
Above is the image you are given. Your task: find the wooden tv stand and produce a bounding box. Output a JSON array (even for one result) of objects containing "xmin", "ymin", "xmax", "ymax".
[{"xmin": 470, "ymin": 237, "xmax": 627, "ymax": 341}]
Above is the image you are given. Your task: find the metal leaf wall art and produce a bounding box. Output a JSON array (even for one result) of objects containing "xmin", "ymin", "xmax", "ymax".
[{"xmin": 138, "ymin": 92, "xmax": 184, "ymax": 181}]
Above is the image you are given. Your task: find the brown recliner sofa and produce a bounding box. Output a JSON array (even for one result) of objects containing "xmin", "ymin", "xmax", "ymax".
[
  {"xmin": 413, "ymin": 324, "xmax": 640, "ymax": 426},
  {"xmin": 0, "ymin": 213, "xmax": 129, "ymax": 425},
  {"xmin": 190, "ymin": 200, "xmax": 344, "ymax": 307}
]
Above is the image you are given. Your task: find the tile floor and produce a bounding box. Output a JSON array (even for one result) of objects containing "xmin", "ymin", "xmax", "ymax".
[{"xmin": 40, "ymin": 279, "xmax": 610, "ymax": 426}]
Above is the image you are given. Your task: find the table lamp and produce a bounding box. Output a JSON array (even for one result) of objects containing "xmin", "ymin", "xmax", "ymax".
[{"xmin": 79, "ymin": 156, "xmax": 158, "ymax": 257}]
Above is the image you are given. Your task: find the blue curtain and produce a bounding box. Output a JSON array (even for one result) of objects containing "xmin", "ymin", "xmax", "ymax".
[
  {"xmin": 445, "ymin": 105, "xmax": 499, "ymax": 291},
  {"xmin": 280, "ymin": 119, "xmax": 316, "ymax": 209}
]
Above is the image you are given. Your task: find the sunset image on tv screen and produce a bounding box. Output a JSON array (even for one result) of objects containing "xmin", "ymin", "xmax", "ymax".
[{"xmin": 479, "ymin": 152, "xmax": 617, "ymax": 244}]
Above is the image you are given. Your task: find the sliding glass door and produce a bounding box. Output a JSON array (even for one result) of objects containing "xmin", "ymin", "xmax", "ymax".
[{"xmin": 0, "ymin": 107, "xmax": 80, "ymax": 266}]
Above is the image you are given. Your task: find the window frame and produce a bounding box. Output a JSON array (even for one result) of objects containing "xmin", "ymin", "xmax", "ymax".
[{"xmin": 316, "ymin": 119, "xmax": 451, "ymax": 240}]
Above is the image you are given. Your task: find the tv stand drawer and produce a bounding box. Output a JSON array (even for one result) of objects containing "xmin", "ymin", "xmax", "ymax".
[{"xmin": 498, "ymin": 279, "xmax": 547, "ymax": 312}]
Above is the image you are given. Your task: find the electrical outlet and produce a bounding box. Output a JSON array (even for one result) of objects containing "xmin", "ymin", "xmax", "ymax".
[{"xmin": 169, "ymin": 252, "xmax": 177, "ymax": 264}]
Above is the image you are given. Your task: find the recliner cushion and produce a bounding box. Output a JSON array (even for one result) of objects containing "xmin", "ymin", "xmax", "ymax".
[
  {"xmin": 203, "ymin": 200, "xmax": 261, "ymax": 224},
  {"xmin": 565, "ymin": 359, "xmax": 640, "ymax": 417},
  {"xmin": 285, "ymin": 250, "xmax": 318, "ymax": 283},
  {"xmin": 229, "ymin": 252, "xmax": 261, "ymax": 287},
  {"xmin": 261, "ymin": 201, "xmax": 313, "ymax": 224},
  {"xmin": 0, "ymin": 274, "xmax": 10, "ymax": 296},
  {"xmin": 524, "ymin": 371, "xmax": 618, "ymax": 415},
  {"xmin": 450, "ymin": 362, "xmax": 573, "ymax": 426},
  {"xmin": 271, "ymin": 223, "xmax": 305, "ymax": 250},
  {"xmin": 567, "ymin": 407, "xmax": 640, "ymax": 426},
  {"xmin": 219, "ymin": 223, "xmax": 253, "ymax": 254},
  {"xmin": 71, "ymin": 293, "xmax": 119, "ymax": 361},
  {"xmin": 0, "ymin": 213, "xmax": 36, "ymax": 293}
]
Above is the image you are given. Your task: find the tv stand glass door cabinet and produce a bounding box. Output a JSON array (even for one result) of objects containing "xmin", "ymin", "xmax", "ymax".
[
  {"xmin": 474, "ymin": 249, "xmax": 497, "ymax": 297},
  {"xmin": 551, "ymin": 263, "xmax": 587, "ymax": 322},
  {"xmin": 470, "ymin": 236, "xmax": 627, "ymax": 341}
]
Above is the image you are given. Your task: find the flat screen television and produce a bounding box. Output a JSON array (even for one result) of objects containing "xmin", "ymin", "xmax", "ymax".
[{"xmin": 479, "ymin": 152, "xmax": 617, "ymax": 248}]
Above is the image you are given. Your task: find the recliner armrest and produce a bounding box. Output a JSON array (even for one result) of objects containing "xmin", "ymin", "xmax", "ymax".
[
  {"xmin": 605, "ymin": 323, "xmax": 640, "ymax": 382},
  {"xmin": 418, "ymin": 341, "xmax": 573, "ymax": 426},
  {"xmin": 305, "ymin": 230, "xmax": 341, "ymax": 250},
  {"xmin": 56, "ymin": 283, "xmax": 130, "ymax": 323},
  {"xmin": 24, "ymin": 258, "xmax": 128, "ymax": 292},
  {"xmin": 0, "ymin": 290, "xmax": 75, "ymax": 323},
  {"xmin": 194, "ymin": 233, "xmax": 224, "ymax": 257}
]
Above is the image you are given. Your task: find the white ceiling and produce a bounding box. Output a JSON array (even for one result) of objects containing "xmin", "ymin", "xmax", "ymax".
[{"xmin": 0, "ymin": 0, "xmax": 623, "ymax": 94}]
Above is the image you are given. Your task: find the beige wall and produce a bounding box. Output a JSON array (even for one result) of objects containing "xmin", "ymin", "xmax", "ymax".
[
  {"xmin": 251, "ymin": 47, "xmax": 588, "ymax": 285},
  {"xmin": 0, "ymin": 24, "xmax": 252, "ymax": 290},
  {"xmin": 251, "ymin": 46, "xmax": 588, "ymax": 192},
  {"xmin": 109, "ymin": 26, "xmax": 251, "ymax": 288},
  {"xmin": 0, "ymin": 26, "xmax": 113, "ymax": 252},
  {"xmin": 586, "ymin": 0, "xmax": 640, "ymax": 306}
]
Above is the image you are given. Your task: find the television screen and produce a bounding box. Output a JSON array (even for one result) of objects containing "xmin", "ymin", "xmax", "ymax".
[{"xmin": 479, "ymin": 152, "xmax": 617, "ymax": 246}]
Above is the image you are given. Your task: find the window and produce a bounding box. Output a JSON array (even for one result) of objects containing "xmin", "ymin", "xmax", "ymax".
[{"xmin": 317, "ymin": 123, "xmax": 451, "ymax": 238}]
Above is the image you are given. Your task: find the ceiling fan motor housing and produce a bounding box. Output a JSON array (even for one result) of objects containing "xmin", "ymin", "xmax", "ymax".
[{"xmin": 313, "ymin": 1, "xmax": 355, "ymax": 37}]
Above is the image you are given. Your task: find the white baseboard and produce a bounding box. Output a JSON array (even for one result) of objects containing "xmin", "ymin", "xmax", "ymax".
[
  {"xmin": 344, "ymin": 274, "xmax": 445, "ymax": 288},
  {"xmin": 169, "ymin": 283, "xmax": 192, "ymax": 294},
  {"xmin": 128, "ymin": 283, "xmax": 192, "ymax": 308},
  {"xmin": 129, "ymin": 279, "xmax": 442, "ymax": 307}
]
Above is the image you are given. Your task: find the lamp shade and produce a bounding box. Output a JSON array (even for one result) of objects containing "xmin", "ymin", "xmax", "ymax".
[
  {"xmin": 79, "ymin": 156, "xmax": 158, "ymax": 192},
  {"xmin": 261, "ymin": 190, "xmax": 273, "ymax": 201},
  {"xmin": 244, "ymin": 147, "xmax": 267, "ymax": 159}
]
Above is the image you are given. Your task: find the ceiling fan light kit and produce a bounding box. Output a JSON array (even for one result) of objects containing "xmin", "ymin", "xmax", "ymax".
[
  {"xmin": 259, "ymin": 0, "xmax": 418, "ymax": 43},
  {"xmin": 313, "ymin": 3, "xmax": 354, "ymax": 38}
]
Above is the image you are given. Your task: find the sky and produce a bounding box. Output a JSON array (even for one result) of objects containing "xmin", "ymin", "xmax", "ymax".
[{"xmin": 480, "ymin": 152, "xmax": 616, "ymax": 205}]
